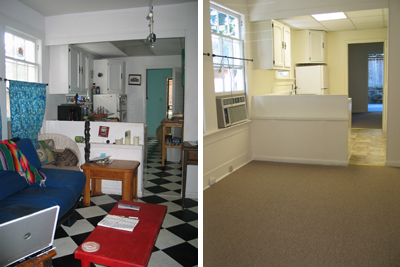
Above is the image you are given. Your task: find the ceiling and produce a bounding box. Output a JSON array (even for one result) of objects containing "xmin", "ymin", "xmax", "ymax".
[
  {"xmin": 18, "ymin": 0, "xmax": 197, "ymax": 17},
  {"xmin": 75, "ymin": 38, "xmax": 185, "ymax": 58},
  {"xmin": 18, "ymin": 0, "xmax": 192, "ymax": 58},
  {"xmin": 278, "ymin": 8, "xmax": 388, "ymax": 32}
]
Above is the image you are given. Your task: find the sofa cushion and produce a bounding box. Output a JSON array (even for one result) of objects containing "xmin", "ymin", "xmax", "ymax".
[
  {"xmin": 0, "ymin": 186, "xmax": 78, "ymax": 224},
  {"xmin": 33, "ymin": 168, "xmax": 86, "ymax": 201},
  {"xmin": 16, "ymin": 138, "xmax": 42, "ymax": 169},
  {"xmin": 0, "ymin": 170, "xmax": 28, "ymax": 201}
]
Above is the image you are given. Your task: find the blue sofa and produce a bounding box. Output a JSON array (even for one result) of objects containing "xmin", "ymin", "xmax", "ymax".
[{"xmin": 0, "ymin": 138, "xmax": 86, "ymax": 227}]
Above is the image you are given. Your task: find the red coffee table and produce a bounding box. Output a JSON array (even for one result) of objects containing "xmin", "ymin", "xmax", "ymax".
[{"xmin": 75, "ymin": 200, "xmax": 167, "ymax": 267}]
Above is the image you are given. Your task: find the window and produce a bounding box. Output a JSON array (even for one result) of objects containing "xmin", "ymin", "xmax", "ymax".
[
  {"xmin": 210, "ymin": 3, "xmax": 245, "ymax": 94},
  {"xmin": 4, "ymin": 30, "xmax": 39, "ymax": 118},
  {"xmin": 166, "ymin": 77, "xmax": 173, "ymax": 119}
]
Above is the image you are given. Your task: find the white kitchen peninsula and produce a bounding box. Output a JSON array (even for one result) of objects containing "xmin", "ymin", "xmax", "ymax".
[
  {"xmin": 251, "ymin": 95, "xmax": 352, "ymax": 166},
  {"xmin": 44, "ymin": 120, "xmax": 147, "ymax": 197}
]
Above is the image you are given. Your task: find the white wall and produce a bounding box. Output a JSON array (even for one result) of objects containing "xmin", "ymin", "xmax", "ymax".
[
  {"xmin": 386, "ymin": 0, "xmax": 400, "ymax": 166},
  {"xmin": 251, "ymin": 95, "xmax": 350, "ymax": 166},
  {"xmin": 203, "ymin": 0, "xmax": 253, "ymax": 189},
  {"xmin": 203, "ymin": 122, "xmax": 252, "ymax": 189}
]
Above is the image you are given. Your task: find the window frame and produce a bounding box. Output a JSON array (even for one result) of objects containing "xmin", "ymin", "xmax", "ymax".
[
  {"xmin": 5, "ymin": 29, "xmax": 40, "ymax": 82},
  {"xmin": 4, "ymin": 29, "xmax": 40, "ymax": 119},
  {"xmin": 210, "ymin": 2, "xmax": 246, "ymax": 97}
]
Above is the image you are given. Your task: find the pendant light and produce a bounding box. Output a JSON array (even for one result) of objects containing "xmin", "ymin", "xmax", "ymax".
[{"xmin": 147, "ymin": 0, "xmax": 156, "ymax": 48}]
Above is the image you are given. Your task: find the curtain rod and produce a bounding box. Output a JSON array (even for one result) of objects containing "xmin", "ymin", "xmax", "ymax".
[
  {"xmin": 0, "ymin": 78, "xmax": 48, "ymax": 86},
  {"xmin": 203, "ymin": 53, "xmax": 253, "ymax": 62}
]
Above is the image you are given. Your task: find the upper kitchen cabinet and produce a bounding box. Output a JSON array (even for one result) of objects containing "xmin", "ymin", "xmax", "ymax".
[
  {"xmin": 49, "ymin": 45, "xmax": 91, "ymax": 94},
  {"xmin": 294, "ymin": 30, "xmax": 327, "ymax": 64},
  {"xmin": 251, "ymin": 20, "xmax": 291, "ymax": 70},
  {"xmin": 93, "ymin": 59, "xmax": 125, "ymax": 94}
]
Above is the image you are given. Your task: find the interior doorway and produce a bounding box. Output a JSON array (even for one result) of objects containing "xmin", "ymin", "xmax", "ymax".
[
  {"xmin": 348, "ymin": 42, "xmax": 386, "ymax": 165},
  {"xmin": 348, "ymin": 42, "xmax": 384, "ymax": 129},
  {"xmin": 146, "ymin": 68, "xmax": 173, "ymax": 137},
  {"xmin": 144, "ymin": 67, "xmax": 184, "ymax": 197}
]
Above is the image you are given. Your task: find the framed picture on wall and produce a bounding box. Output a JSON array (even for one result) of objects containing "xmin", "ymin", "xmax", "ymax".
[
  {"xmin": 98, "ymin": 126, "xmax": 110, "ymax": 137},
  {"xmin": 129, "ymin": 74, "xmax": 141, "ymax": 86}
]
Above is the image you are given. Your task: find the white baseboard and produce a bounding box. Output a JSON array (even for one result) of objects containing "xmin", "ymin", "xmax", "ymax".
[
  {"xmin": 203, "ymin": 157, "xmax": 252, "ymax": 191},
  {"xmin": 252, "ymin": 155, "xmax": 348, "ymax": 166},
  {"xmin": 385, "ymin": 160, "xmax": 400, "ymax": 167}
]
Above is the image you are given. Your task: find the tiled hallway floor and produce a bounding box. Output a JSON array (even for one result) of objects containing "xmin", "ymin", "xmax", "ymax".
[
  {"xmin": 144, "ymin": 137, "xmax": 183, "ymax": 197},
  {"xmin": 349, "ymin": 128, "xmax": 386, "ymax": 165}
]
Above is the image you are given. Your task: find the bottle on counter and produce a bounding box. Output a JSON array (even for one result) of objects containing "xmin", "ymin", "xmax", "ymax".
[{"xmin": 96, "ymin": 86, "xmax": 100, "ymax": 94}]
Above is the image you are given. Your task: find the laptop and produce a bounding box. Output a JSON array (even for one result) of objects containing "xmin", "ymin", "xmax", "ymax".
[{"xmin": 0, "ymin": 205, "xmax": 59, "ymax": 266}]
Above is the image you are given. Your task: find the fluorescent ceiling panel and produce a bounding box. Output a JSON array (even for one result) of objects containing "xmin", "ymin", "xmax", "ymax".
[{"xmin": 312, "ymin": 12, "xmax": 347, "ymax": 21}]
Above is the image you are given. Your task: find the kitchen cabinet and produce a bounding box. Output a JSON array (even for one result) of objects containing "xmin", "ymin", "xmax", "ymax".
[
  {"xmin": 294, "ymin": 30, "xmax": 326, "ymax": 63},
  {"xmin": 49, "ymin": 45, "xmax": 91, "ymax": 94},
  {"xmin": 251, "ymin": 19, "xmax": 291, "ymax": 70},
  {"xmin": 93, "ymin": 59, "xmax": 125, "ymax": 94}
]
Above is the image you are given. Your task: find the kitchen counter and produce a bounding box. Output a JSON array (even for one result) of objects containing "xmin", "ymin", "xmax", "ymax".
[{"xmin": 251, "ymin": 95, "xmax": 351, "ymax": 166}]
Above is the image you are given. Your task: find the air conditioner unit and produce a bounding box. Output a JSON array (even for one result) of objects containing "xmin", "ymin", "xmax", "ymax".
[{"xmin": 216, "ymin": 96, "xmax": 248, "ymax": 128}]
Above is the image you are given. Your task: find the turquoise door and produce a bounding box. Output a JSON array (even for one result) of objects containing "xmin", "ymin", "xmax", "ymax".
[{"xmin": 146, "ymin": 69, "xmax": 172, "ymax": 136}]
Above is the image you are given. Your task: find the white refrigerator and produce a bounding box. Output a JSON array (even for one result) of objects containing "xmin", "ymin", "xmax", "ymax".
[
  {"xmin": 93, "ymin": 94, "xmax": 127, "ymax": 122},
  {"xmin": 295, "ymin": 65, "xmax": 329, "ymax": 95}
]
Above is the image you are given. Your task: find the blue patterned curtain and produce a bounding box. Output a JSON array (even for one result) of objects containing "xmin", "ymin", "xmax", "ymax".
[
  {"xmin": 0, "ymin": 107, "xmax": 2, "ymax": 141},
  {"xmin": 9, "ymin": 81, "xmax": 46, "ymax": 149}
]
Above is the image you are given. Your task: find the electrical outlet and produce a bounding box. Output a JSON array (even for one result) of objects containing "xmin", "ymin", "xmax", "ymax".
[
  {"xmin": 209, "ymin": 177, "xmax": 216, "ymax": 186},
  {"xmin": 229, "ymin": 166, "xmax": 233, "ymax": 172}
]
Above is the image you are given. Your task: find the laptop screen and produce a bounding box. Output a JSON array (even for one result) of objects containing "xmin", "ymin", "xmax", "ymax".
[{"xmin": 0, "ymin": 205, "xmax": 59, "ymax": 266}]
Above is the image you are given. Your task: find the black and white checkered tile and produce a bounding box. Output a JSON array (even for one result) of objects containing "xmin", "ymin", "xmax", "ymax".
[
  {"xmin": 52, "ymin": 194, "xmax": 198, "ymax": 267},
  {"xmin": 144, "ymin": 138, "xmax": 183, "ymax": 197}
]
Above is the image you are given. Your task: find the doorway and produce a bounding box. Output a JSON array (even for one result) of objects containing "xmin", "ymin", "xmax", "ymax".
[
  {"xmin": 146, "ymin": 68, "xmax": 173, "ymax": 137},
  {"xmin": 144, "ymin": 68, "xmax": 184, "ymax": 197},
  {"xmin": 348, "ymin": 42, "xmax": 386, "ymax": 165},
  {"xmin": 349, "ymin": 42, "xmax": 384, "ymax": 129}
]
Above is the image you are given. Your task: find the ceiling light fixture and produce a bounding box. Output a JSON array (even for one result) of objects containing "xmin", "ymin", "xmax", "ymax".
[
  {"xmin": 147, "ymin": 0, "xmax": 156, "ymax": 48},
  {"xmin": 312, "ymin": 12, "xmax": 347, "ymax": 21}
]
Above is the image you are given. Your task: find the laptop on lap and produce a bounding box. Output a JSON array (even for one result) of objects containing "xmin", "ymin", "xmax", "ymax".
[{"xmin": 0, "ymin": 205, "xmax": 59, "ymax": 266}]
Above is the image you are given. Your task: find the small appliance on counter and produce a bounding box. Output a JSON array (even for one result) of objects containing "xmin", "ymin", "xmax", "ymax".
[{"xmin": 58, "ymin": 94, "xmax": 92, "ymax": 121}]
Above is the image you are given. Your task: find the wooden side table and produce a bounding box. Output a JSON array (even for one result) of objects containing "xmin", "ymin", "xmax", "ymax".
[
  {"xmin": 81, "ymin": 160, "xmax": 140, "ymax": 206},
  {"xmin": 162, "ymin": 118, "xmax": 184, "ymax": 167},
  {"xmin": 182, "ymin": 142, "xmax": 198, "ymax": 209}
]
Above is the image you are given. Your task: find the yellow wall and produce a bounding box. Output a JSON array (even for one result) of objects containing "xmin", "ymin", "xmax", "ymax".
[{"xmin": 326, "ymin": 28, "xmax": 388, "ymax": 95}]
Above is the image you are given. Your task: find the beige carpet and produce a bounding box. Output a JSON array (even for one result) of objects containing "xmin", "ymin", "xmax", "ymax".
[
  {"xmin": 352, "ymin": 112, "xmax": 382, "ymax": 129},
  {"xmin": 204, "ymin": 161, "xmax": 400, "ymax": 267}
]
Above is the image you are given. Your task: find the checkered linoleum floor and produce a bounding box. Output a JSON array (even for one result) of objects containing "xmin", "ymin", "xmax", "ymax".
[
  {"xmin": 52, "ymin": 138, "xmax": 198, "ymax": 267},
  {"xmin": 144, "ymin": 137, "xmax": 183, "ymax": 197}
]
